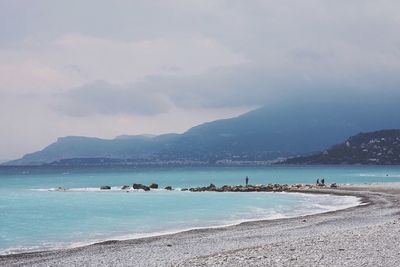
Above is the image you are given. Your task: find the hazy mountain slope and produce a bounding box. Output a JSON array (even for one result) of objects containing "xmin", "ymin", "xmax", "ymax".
[
  {"xmin": 6, "ymin": 134, "xmax": 179, "ymax": 165},
  {"xmin": 165, "ymin": 101, "xmax": 400, "ymax": 160}
]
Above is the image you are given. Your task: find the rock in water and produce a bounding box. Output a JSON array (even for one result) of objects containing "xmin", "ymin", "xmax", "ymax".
[
  {"xmin": 121, "ymin": 185, "xmax": 130, "ymax": 190},
  {"xmin": 132, "ymin": 183, "xmax": 150, "ymax": 191},
  {"xmin": 164, "ymin": 186, "xmax": 173, "ymax": 190},
  {"xmin": 100, "ymin": 186, "xmax": 111, "ymax": 190},
  {"xmin": 142, "ymin": 185, "xmax": 150, "ymax": 191},
  {"xmin": 149, "ymin": 183, "xmax": 158, "ymax": 189},
  {"xmin": 132, "ymin": 183, "xmax": 141, "ymax": 189}
]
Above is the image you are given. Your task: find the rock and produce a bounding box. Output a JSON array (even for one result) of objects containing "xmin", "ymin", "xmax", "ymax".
[
  {"xmin": 132, "ymin": 183, "xmax": 142, "ymax": 189},
  {"xmin": 165, "ymin": 186, "xmax": 173, "ymax": 190},
  {"xmin": 330, "ymin": 183, "xmax": 338, "ymax": 188},
  {"xmin": 181, "ymin": 188, "xmax": 188, "ymax": 191},
  {"xmin": 100, "ymin": 186, "xmax": 111, "ymax": 190},
  {"xmin": 121, "ymin": 185, "xmax": 130, "ymax": 190},
  {"xmin": 149, "ymin": 183, "xmax": 158, "ymax": 189},
  {"xmin": 132, "ymin": 183, "xmax": 150, "ymax": 191},
  {"xmin": 141, "ymin": 185, "xmax": 150, "ymax": 191}
]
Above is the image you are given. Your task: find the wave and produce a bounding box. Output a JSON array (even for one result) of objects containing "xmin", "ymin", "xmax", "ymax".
[
  {"xmin": 358, "ymin": 173, "xmax": 400, "ymax": 178},
  {"xmin": 29, "ymin": 187, "xmax": 171, "ymax": 192}
]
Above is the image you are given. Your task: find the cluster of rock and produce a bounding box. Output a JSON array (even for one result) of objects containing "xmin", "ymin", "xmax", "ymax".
[
  {"xmin": 56, "ymin": 182, "xmax": 337, "ymax": 192},
  {"xmin": 100, "ymin": 183, "xmax": 174, "ymax": 191},
  {"xmin": 181, "ymin": 183, "xmax": 338, "ymax": 192}
]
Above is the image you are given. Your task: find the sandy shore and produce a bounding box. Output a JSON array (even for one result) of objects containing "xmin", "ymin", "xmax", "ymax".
[{"xmin": 2, "ymin": 184, "xmax": 400, "ymax": 267}]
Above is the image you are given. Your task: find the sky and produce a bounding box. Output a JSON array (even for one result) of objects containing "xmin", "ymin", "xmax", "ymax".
[{"xmin": 1, "ymin": 0, "xmax": 400, "ymax": 160}]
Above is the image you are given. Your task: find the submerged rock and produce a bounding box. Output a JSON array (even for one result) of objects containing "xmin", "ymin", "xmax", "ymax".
[
  {"xmin": 149, "ymin": 183, "xmax": 159, "ymax": 189},
  {"xmin": 121, "ymin": 185, "xmax": 130, "ymax": 190},
  {"xmin": 100, "ymin": 186, "xmax": 111, "ymax": 190},
  {"xmin": 142, "ymin": 186, "xmax": 150, "ymax": 191}
]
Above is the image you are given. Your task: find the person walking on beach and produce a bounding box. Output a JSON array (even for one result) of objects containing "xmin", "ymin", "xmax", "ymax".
[
  {"xmin": 316, "ymin": 178, "xmax": 320, "ymax": 185},
  {"xmin": 245, "ymin": 176, "xmax": 249, "ymax": 186},
  {"xmin": 321, "ymin": 178, "xmax": 325, "ymax": 185}
]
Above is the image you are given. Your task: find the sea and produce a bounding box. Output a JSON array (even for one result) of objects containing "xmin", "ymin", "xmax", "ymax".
[{"xmin": 1, "ymin": 165, "xmax": 400, "ymax": 255}]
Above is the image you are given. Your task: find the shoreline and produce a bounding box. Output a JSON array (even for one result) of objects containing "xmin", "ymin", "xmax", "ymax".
[{"xmin": 2, "ymin": 185, "xmax": 400, "ymax": 266}]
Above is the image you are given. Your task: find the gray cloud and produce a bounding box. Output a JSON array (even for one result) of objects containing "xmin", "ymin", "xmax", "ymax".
[
  {"xmin": 57, "ymin": 81, "xmax": 171, "ymax": 116},
  {"xmin": 2, "ymin": 0, "xmax": 400, "ymax": 158}
]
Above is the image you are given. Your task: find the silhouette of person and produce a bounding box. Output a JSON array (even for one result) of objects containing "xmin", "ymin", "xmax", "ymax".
[
  {"xmin": 321, "ymin": 178, "xmax": 325, "ymax": 185},
  {"xmin": 316, "ymin": 178, "xmax": 320, "ymax": 185},
  {"xmin": 245, "ymin": 176, "xmax": 249, "ymax": 186}
]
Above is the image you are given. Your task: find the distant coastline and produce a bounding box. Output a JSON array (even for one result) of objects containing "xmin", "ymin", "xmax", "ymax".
[{"xmin": 5, "ymin": 129, "xmax": 400, "ymax": 167}]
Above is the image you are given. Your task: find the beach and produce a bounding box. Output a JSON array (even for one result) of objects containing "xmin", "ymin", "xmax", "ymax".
[{"xmin": 1, "ymin": 184, "xmax": 400, "ymax": 267}]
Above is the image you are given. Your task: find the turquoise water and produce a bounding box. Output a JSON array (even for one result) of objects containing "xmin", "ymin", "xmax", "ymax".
[{"xmin": 1, "ymin": 165, "xmax": 399, "ymax": 254}]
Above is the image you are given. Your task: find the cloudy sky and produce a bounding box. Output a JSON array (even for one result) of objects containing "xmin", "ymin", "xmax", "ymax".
[{"xmin": 1, "ymin": 0, "xmax": 400, "ymax": 160}]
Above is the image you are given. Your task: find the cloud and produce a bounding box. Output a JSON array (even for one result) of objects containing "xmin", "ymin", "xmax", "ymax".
[
  {"xmin": 2, "ymin": 0, "xmax": 400, "ymax": 158},
  {"xmin": 57, "ymin": 80, "xmax": 172, "ymax": 116}
]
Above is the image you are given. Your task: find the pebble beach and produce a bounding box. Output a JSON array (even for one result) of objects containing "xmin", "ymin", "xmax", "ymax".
[{"xmin": 2, "ymin": 184, "xmax": 400, "ymax": 267}]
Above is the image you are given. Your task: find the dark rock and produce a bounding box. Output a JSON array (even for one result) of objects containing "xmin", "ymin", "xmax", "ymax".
[
  {"xmin": 132, "ymin": 183, "xmax": 141, "ymax": 189},
  {"xmin": 165, "ymin": 186, "xmax": 173, "ymax": 190},
  {"xmin": 132, "ymin": 183, "xmax": 150, "ymax": 191},
  {"xmin": 181, "ymin": 188, "xmax": 188, "ymax": 191},
  {"xmin": 330, "ymin": 183, "xmax": 338, "ymax": 188},
  {"xmin": 100, "ymin": 186, "xmax": 111, "ymax": 190},
  {"xmin": 121, "ymin": 185, "xmax": 130, "ymax": 190},
  {"xmin": 142, "ymin": 185, "xmax": 150, "ymax": 191},
  {"xmin": 149, "ymin": 183, "xmax": 158, "ymax": 189}
]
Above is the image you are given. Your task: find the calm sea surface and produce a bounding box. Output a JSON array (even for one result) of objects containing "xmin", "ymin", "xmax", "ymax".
[{"xmin": 1, "ymin": 165, "xmax": 399, "ymax": 254}]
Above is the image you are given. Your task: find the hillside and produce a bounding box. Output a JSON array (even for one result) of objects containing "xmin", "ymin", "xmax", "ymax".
[
  {"xmin": 284, "ymin": 130, "xmax": 400, "ymax": 165},
  {"xmin": 5, "ymin": 101, "xmax": 400, "ymax": 166}
]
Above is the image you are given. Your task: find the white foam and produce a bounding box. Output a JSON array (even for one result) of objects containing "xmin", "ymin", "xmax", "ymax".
[{"xmin": 29, "ymin": 186, "xmax": 177, "ymax": 193}]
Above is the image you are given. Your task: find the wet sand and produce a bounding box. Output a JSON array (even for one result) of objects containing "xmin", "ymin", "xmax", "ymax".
[{"xmin": 2, "ymin": 184, "xmax": 400, "ymax": 266}]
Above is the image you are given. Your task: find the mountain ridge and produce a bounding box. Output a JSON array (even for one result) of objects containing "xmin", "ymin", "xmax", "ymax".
[{"xmin": 5, "ymin": 101, "xmax": 400, "ymax": 166}]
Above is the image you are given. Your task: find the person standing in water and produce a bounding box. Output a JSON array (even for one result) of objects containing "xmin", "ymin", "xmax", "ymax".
[{"xmin": 245, "ymin": 176, "xmax": 249, "ymax": 186}]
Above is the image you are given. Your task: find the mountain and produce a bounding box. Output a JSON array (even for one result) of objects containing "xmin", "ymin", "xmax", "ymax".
[
  {"xmin": 5, "ymin": 101, "xmax": 400, "ymax": 166},
  {"xmin": 283, "ymin": 129, "xmax": 400, "ymax": 165},
  {"xmin": 6, "ymin": 134, "xmax": 179, "ymax": 166}
]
